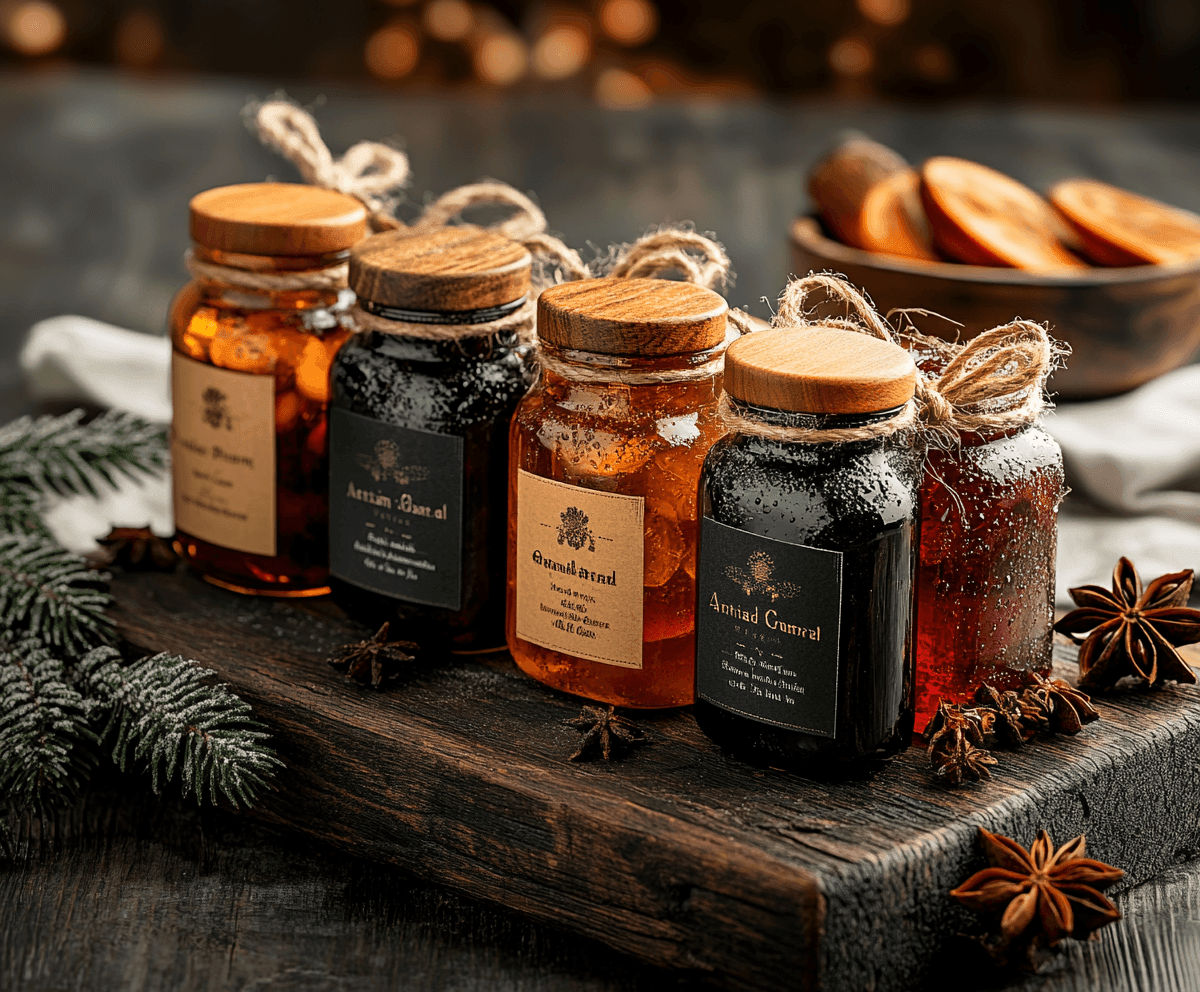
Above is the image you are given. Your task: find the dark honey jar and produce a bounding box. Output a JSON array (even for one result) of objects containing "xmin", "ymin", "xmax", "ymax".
[
  {"xmin": 693, "ymin": 326, "xmax": 922, "ymax": 771},
  {"xmin": 169, "ymin": 182, "xmax": 367, "ymax": 596},
  {"xmin": 328, "ymin": 226, "xmax": 533, "ymax": 649},
  {"xmin": 507, "ymin": 277, "xmax": 730, "ymax": 709}
]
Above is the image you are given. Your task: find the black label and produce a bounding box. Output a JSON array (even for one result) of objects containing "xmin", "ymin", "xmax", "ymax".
[
  {"xmin": 694, "ymin": 517, "xmax": 843, "ymax": 737},
  {"xmin": 328, "ymin": 407, "xmax": 464, "ymax": 610}
]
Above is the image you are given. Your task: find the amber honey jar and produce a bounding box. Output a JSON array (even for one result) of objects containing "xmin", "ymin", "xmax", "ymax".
[
  {"xmin": 328, "ymin": 226, "xmax": 533, "ymax": 648},
  {"xmin": 507, "ymin": 278, "xmax": 730, "ymax": 708},
  {"xmin": 910, "ymin": 343, "xmax": 1065, "ymax": 730},
  {"xmin": 693, "ymin": 327, "xmax": 922, "ymax": 770},
  {"xmin": 169, "ymin": 182, "xmax": 367, "ymax": 595}
]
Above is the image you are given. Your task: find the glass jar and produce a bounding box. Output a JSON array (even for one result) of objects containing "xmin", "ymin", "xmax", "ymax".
[
  {"xmin": 913, "ymin": 424, "xmax": 1064, "ymax": 730},
  {"xmin": 329, "ymin": 226, "xmax": 533, "ymax": 649},
  {"xmin": 507, "ymin": 277, "xmax": 730, "ymax": 709},
  {"xmin": 169, "ymin": 182, "xmax": 366, "ymax": 596},
  {"xmin": 693, "ymin": 326, "xmax": 922, "ymax": 771}
]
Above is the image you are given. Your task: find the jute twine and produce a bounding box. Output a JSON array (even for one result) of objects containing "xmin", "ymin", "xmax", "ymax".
[
  {"xmin": 717, "ymin": 393, "xmax": 918, "ymax": 444},
  {"xmin": 767, "ymin": 273, "xmax": 1067, "ymax": 440},
  {"xmin": 184, "ymin": 251, "xmax": 351, "ymax": 294}
]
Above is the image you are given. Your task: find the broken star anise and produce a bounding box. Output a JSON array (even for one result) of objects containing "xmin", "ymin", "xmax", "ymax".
[
  {"xmin": 950, "ymin": 826, "xmax": 1124, "ymax": 967},
  {"xmin": 1055, "ymin": 557, "xmax": 1200, "ymax": 690},
  {"xmin": 926, "ymin": 701, "xmax": 997, "ymax": 786},
  {"xmin": 1022, "ymin": 673, "xmax": 1100, "ymax": 735},
  {"xmin": 564, "ymin": 705, "xmax": 646, "ymax": 762},
  {"xmin": 88, "ymin": 526, "xmax": 179, "ymax": 571},
  {"xmin": 328, "ymin": 622, "xmax": 419, "ymax": 688},
  {"xmin": 973, "ymin": 684, "xmax": 1029, "ymax": 746}
]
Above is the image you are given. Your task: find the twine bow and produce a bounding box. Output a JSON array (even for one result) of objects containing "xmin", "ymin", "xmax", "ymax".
[
  {"xmin": 771, "ymin": 273, "xmax": 1066, "ymax": 436},
  {"xmin": 596, "ymin": 227, "xmax": 733, "ymax": 292}
]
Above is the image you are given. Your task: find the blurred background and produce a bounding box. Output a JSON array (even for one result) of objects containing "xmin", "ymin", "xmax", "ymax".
[{"xmin": 0, "ymin": 0, "xmax": 1198, "ymax": 102}]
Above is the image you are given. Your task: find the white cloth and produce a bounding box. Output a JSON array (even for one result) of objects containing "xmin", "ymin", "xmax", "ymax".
[
  {"xmin": 18, "ymin": 315, "xmax": 172, "ymax": 550},
  {"xmin": 1046, "ymin": 366, "xmax": 1200, "ymax": 605},
  {"xmin": 20, "ymin": 315, "xmax": 172, "ymax": 423}
]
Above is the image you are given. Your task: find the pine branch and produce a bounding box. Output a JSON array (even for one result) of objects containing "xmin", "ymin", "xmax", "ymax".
[
  {"xmin": 0, "ymin": 534, "xmax": 112, "ymax": 653},
  {"xmin": 77, "ymin": 647, "xmax": 282, "ymax": 809},
  {"xmin": 0, "ymin": 637, "xmax": 97, "ymax": 812},
  {"xmin": 0, "ymin": 409, "xmax": 166, "ymax": 500},
  {"xmin": 0, "ymin": 491, "xmax": 51, "ymax": 538}
]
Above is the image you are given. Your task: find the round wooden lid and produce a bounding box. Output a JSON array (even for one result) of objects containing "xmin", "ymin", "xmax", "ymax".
[
  {"xmin": 920, "ymin": 157, "xmax": 1085, "ymax": 273},
  {"xmin": 537, "ymin": 278, "xmax": 728, "ymax": 356},
  {"xmin": 1048, "ymin": 178, "xmax": 1200, "ymax": 266},
  {"xmin": 190, "ymin": 183, "xmax": 367, "ymax": 256},
  {"xmin": 350, "ymin": 226, "xmax": 531, "ymax": 311},
  {"xmin": 725, "ymin": 326, "xmax": 917, "ymax": 414}
]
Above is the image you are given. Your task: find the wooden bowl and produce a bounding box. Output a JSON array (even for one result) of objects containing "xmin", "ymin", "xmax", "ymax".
[{"xmin": 790, "ymin": 216, "xmax": 1200, "ymax": 399}]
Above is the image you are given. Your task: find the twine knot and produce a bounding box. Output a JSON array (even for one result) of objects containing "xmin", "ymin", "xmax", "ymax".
[
  {"xmin": 600, "ymin": 227, "xmax": 733, "ymax": 291},
  {"xmin": 253, "ymin": 101, "xmax": 410, "ymax": 225}
]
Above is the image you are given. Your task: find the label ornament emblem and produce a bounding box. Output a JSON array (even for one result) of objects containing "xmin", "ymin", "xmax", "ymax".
[
  {"xmin": 726, "ymin": 550, "xmax": 801, "ymax": 600},
  {"xmin": 356, "ymin": 439, "xmax": 430, "ymax": 485},
  {"xmin": 557, "ymin": 506, "xmax": 596, "ymax": 552},
  {"xmin": 201, "ymin": 387, "xmax": 231, "ymax": 430}
]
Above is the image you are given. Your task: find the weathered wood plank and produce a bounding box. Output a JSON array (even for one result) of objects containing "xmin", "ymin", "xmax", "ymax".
[{"xmin": 108, "ymin": 568, "xmax": 1200, "ymax": 992}]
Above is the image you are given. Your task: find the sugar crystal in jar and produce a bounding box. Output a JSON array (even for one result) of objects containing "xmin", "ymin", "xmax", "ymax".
[
  {"xmin": 329, "ymin": 226, "xmax": 533, "ymax": 649},
  {"xmin": 169, "ymin": 183, "xmax": 366, "ymax": 596},
  {"xmin": 693, "ymin": 327, "xmax": 922, "ymax": 770},
  {"xmin": 507, "ymin": 277, "xmax": 730, "ymax": 709}
]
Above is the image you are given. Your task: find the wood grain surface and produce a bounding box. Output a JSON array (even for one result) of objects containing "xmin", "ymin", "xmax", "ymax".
[
  {"xmin": 723, "ymin": 326, "xmax": 917, "ymax": 414},
  {"xmin": 350, "ymin": 225, "xmax": 531, "ymax": 311},
  {"xmin": 190, "ymin": 183, "xmax": 368, "ymax": 256},
  {"xmin": 101, "ymin": 566, "xmax": 1200, "ymax": 992},
  {"xmin": 537, "ymin": 278, "xmax": 728, "ymax": 356}
]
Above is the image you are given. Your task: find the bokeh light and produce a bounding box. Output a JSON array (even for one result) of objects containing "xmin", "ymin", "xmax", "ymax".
[
  {"xmin": 365, "ymin": 22, "xmax": 419, "ymax": 79},
  {"xmin": 475, "ymin": 32, "xmax": 528, "ymax": 85},
  {"xmin": 424, "ymin": 0, "xmax": 473, "ymax": 43},
  {"xmin": 114, "ymin": 10, "xmax": 164, "ymax": 68},
  {"xmin": 856, "ymin": 0, "xmax": 910, "ymax": 27},
  {"xmin": 4, "ymin": 1, "xmax": 65, "ymax": 56},
  {"xmin": 531, "ymin": 23, "xmax": 590, "ymax": 80},
  {"xmin": 594, "ymin": 67, "xmax": 652, "ymax": 108},
  {"xmin": 913, "ymin": 42, "xmax": 955, "ymax": 83},
  {"xmin": 598, "ymin": 0, "xmax": 657, "ymax": 47},
  {"xmin": 829, "ymin": 37, "xmax": 873, "ymax": 76}
]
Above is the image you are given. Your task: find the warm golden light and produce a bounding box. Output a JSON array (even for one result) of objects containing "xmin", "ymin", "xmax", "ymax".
[
  {"xmin": 594, "ymin": 67, "xmax": 652, "ymax": 108},
  {"xmin": 829, "ymin": 37, "xmax": 873, "ymax": 76},
  {"xmin": 532, "ymin": 22, "xmax": 590, "ymax": 80},
  {"xmin": 366, "ymin": 22, "xmax": 419, "ymax": 79},
  {"xmin": 856, "ymin": 0, "xmax": 910, "ymax": 27},
  {"xmin": 598, "ymin": 0, "xmax": 657, "ymax": 47},
  {"xmin": 914, "ymin": 42, "xmax": 954, "ymax": 83},
  {"xmin": 475, "ymin": 33, "xmax": 528, "ymax": 85},
  {"xmin": 424, "ymin": 0, "xmax": 473, "ymax": 42},
  {"xmin": 114, "ymin": 9, "xmax": 163, "ymax": 67},
  {"xmin": 5, "ymin": 1, "xmax": 65, "ymax": 56}
]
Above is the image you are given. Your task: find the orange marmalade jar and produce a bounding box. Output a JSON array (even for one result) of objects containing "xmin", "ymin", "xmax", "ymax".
[
  {"xmin": 507, "ymin": 277, "xmax": 729, "ymax": 708},
  {"xmin": 169, "ymin": 182, "xmax": 367, "ymax": 596}
]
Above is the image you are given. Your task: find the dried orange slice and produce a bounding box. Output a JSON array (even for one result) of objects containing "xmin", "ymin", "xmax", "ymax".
[
  {"xmin": 1048, "ymin": 178, "xmax": 1200, "ymax": 266},
  {"xmin": 920, "ymin": 156, "xmax": 1086, "ymax": 272},
  {"xmin": 808, "ymin": 137, "xmax": 936, "ymax": 261}
]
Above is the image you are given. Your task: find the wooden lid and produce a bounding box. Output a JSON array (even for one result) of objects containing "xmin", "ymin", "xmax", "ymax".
[
  {"xmin": 537, "ymin": 278, "xmax": 728, "ymax": 356},
  {"xmin": 190, "ymin": 182, "xmax": 367, "ymax": 256},
  {"xmin": 1048, "ymin": 178, "xmax": 1200, "ymax": 267},
  {"xmin": 725, "ymin": 327, "xmax": 916, "ymax": 414},
  {"xmin": 920, "ymin": 157, "xmax": 1086, "ymax": 273},
  {"xmin": 350, "ymin": 226, "xmax": 531, "ymax": 311}
]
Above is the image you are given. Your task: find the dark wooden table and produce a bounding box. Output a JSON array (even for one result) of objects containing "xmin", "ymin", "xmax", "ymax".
[{"xmin": 4, "ymin": 70, "xmax": 1200, "ymax": 991}]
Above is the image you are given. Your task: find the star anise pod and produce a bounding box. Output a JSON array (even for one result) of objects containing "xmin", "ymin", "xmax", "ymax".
[
  {"xmin": 328, "ymin": 622, "xmax": 419, "ymax": 688},
  {"xmin": 973, "ymin": 684, "xmax": 1029, "ymax": 747},
  {"xmin": 564, "ymin": 705, "xmax": 646, "ymax": 762},
  {"xmin": 1022, "ymin": 673, "xmax": 1100, "ymax": 735},
  {"xmin": 87, "ymin": 526, "xmax": 179, "ymax": 571},
  {"xmin": 950, "ymin": 826, "xmax": 1124, "ymax": 967},
  {"xmin": 927, "ymin": 701, "xmax": 997, "ymax": 786},
  {"xmin": 1055, "ymin": 557, "xmax": 1200, "ymax": 690}
]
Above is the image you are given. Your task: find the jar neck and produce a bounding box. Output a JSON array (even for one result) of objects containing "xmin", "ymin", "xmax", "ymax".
[
  {"xmin": 191, "ymin": 243, "xmax": 349, "ymax": 311},
  {"xmin": 364, "ymin": 327, "xmax": 522, "ymax": 363},
  {"xmin": 728, "ymin": 396, "xmax": 906, "ymax": 431},
  {"xmin": 538, "ymin": 339, "xmax": 725, "ymax": 386}
]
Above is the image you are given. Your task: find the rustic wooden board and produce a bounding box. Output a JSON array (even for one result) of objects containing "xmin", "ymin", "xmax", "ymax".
[{"xmin": 109, "ymin": 568, "xmax": 1200, "ymax": 992}]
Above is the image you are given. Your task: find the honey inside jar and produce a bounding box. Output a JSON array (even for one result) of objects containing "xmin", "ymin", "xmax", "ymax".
[
  {"xmin": 506, "ymin": 278, "xmax": 730, "ymax": 708},
  {"xmin": 169, "ymin": 183, "xmax": 366, "ymax": 595}
]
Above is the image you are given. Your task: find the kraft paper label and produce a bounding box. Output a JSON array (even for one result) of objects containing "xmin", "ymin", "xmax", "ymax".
[
  {"xmin": 171, "ymin": 352, "xmax": 276, "ymax": 556},
  {"xmin": 694, "ymin": 517, "xmax": 843, "ymax": 736},
  {"xmin": 515, "ymin": 469, "xmax": 644, "ymax": 669},
  {"xmin": 327, "ymin": 407, "xmax": 464, "ymax": 609}
]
